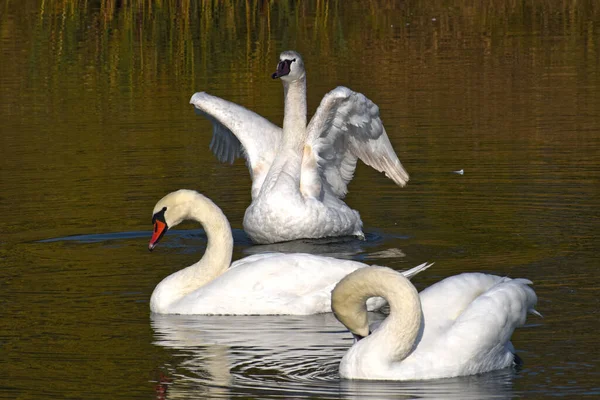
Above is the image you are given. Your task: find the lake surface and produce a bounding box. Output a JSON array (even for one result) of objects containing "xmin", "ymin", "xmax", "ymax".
[{"xmin": 1, "ymin": 1, "xmax": 599, "ymax": 398}]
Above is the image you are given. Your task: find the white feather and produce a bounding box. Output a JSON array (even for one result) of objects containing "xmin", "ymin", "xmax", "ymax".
[
  {"xmin": 333, "ymin": 268, "xmax": 540, "ymax": 380},
  {"xmin": 190, "ymin": 92, "xmax": 281, "ymax": 199},
  {"xmin": 149, "ymin": 190, "xmax": 433, "ymax": 315},
  {"xmin": 190, "ymin": 51, "xmax": 409, "ymax": 244}
]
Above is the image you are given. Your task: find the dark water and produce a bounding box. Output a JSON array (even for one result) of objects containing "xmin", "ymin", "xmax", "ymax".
[{"xmin": 1, "ymin": 1, "xmax": 599, "ymax": 398}]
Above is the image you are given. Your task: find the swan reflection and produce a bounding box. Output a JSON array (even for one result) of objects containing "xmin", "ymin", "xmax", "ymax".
[
  {"xmin": 151, "ymin": 313, "xmax": 517, "ymax": 399},
  {"xmin": 340, "ymin": 369, "xmax": 516, "ymax": 399},
  {"xmin": 240, "ymin": 231, "xmax": 406, "ymax": 261},
  {"xmin": 241, "ymin": 235, "xmax": 368, "ymax": 259}
]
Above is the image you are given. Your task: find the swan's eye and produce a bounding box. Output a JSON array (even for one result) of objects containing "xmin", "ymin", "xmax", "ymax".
[{"xmin": 152, "ymin": 207, "xmax": 168, "ymax": 225}]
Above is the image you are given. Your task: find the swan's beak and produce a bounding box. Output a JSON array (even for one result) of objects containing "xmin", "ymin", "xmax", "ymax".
[
  {"xmin": 149, "ymin": 219, "xmax": 168, "ymax": 251},
  {"xmin": 352, "ymin": 332, "xmax": 366, "ymax": 343},
  {"xmin": 351, "ymin": 328, "xmax": 371, "ymax": 343},
  {"xmin": 272, "ymin": 59, "xmax": 294, "ymax": 79}
]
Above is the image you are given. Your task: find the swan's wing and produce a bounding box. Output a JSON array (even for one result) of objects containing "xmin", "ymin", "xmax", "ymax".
[
  {"xmin": 303, "ymin": 87, "xmax": 409, "ymax": 199},
  {"xmin": 202, "ymin": 112, "xmax": 243, "ymax": 164},
  {"xmin": 419, "ymin": 273, "xmax": 509, "ymax": 326},
  {"xmin": 190, "ymin": 92, "xmax": 282, "ymax": 196},
  {"xmin": 196, "ymin": 253, "xmax": 372, "ymax": 314},
  {"xmin": 419, "ymin": 273, "xmax": 538, "ymax": 364}
]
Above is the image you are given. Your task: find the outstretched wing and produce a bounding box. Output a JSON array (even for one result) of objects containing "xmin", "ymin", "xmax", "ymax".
[
  {"xmin": 303, "ymin": 87, "xmax": 409, "ymax": 199},
  {"xmin": 190, "ymin": 92, "xmax": 282, "ymax": 198}
]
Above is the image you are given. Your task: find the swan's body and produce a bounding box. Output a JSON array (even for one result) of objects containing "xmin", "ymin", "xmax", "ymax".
[
  {"xmin": 190, "ymin": 50, "xmax": 408, "ymax": 244},
  {"xmin": 148, "ymin": 190, "xmax": 432, "ymax": 315},
  {"xmin": 332, "ymin": 267, "xmax": 540, "ymax": 380}
]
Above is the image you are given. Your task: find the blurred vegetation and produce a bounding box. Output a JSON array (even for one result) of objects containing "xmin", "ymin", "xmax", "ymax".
[
  {"xmin": 0, "ymin": 0, "xmax": 598, "ymax": 240},
  {"xmin": 2, "ymin": 0, "xmax": 598, "ymax": 98},
  {"xmin": 1, "ymin": 4, "xmax": 598, "ymax": 398}
]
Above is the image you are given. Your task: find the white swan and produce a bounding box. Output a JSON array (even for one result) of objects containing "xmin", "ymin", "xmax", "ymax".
[
  {"xmin": 332, "ymin": 266, "xmax": 540, "ymax": 380},
  {"xmin": 148, "ymin": 189, "xmax": 432, "ymax": 315},
  {"xmin": 190, "ymin": 50, "xmax": 409, "ymax": 244}
]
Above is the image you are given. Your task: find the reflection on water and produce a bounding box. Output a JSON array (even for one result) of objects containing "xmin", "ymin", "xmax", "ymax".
[
  {"xmin": 39, "ymin": 228, "xmax": 408, "ymax": 262},
  {"xmin": 152, "ymin": 313, "xmax": 517, "ymax": 399},
  {"xmin": 1, "ymin": 0, "xmax": 599, "ymax": 398},
  {"xmin": 241, "ymin": 232, "xmax": 408, "ymax": 260},
  {"xmin": 339, "ymin": 371, "xmax": 517, "ymax": 400}
]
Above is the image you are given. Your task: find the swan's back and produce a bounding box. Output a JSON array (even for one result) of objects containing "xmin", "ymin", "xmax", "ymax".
[
  {"xmin": 166, "ymin": 253, "xmax": 381, "ymax": 315},
  {"xmin": 401, "ymin": 273, "xmax": 538, "ymax": 379},
  {"xmin": 419, "ymin": 273, "xmax": 510, "ymax": 333},
  {"xmin": 419, "ymin": 273, "xmax": 536, "ymax": 341}
]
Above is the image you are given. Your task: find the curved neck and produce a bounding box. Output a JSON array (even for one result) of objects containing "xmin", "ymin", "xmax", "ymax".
[
  {"xmin": 150, "ymin": 195, "xmax": 233, "ymax": 313},
  {"xmin": 334, "ymin": 267, "xmax": 423, "ymax": 364},
  {"xmin": 189, "ymin": 198, "xmax": 234, "ymax": 275}
]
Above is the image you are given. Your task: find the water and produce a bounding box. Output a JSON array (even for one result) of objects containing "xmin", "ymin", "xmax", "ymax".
[{"xmin": 1, "ymin": 1, "xmax": 599, "ymax": 398}]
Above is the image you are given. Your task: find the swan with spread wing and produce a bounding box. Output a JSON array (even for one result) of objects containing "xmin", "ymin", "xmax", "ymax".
[{"xmin": 190, "ymin": 51, "xmax": 409, "ymax": 244}]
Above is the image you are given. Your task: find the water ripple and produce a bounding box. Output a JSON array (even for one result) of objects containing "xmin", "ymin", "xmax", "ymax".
[
  {"xmin": 151, "ymin": 313, "xmax": 519, "ymax": 399},
  {"xmin": 37, "ymin": 228, "xmax": 411, "ymax": 261}
]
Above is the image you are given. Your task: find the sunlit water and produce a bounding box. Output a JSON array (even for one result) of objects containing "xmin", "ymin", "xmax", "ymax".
[
  {"xmin": 1, "ymin": 1, "xmax": 599, "ymax": 399},
  {"xmin": 151, "ymin": 312, "xmax": 520, "ymax": 399}
]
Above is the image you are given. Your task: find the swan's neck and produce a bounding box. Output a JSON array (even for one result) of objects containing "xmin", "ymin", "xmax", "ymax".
[
  {"xmin": 257, "ymin": 76, "xmax": 308, "ymax": 198},
  {"xmin": 150, "ymin": 195, "xmax": 233, "ymax": 313},
  {"xmin": 335, "ymin": 268, "xmax": 423, "ymax": 366},
  {"xmin": 281, "ymin": 76, "xmax": 307, "ymax": 150},
  {"xmin": 370, "ymin": 277, "xmax": 422, "ymax": 363}
]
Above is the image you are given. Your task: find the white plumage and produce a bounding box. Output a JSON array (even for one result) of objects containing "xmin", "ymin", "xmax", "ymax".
[
  {"xmin": 332, "ymin": 267, "xmax": 540, "ymax": 380},
  {"xmin": 190, "ymin": 50, "xmax": 409, "ymax": 244},
  {"xmin": 148, "ymin": 190, "xmax": 432, "ymax": 315}
]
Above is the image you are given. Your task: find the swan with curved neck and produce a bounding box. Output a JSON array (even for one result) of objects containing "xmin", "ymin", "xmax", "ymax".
[
  {"xmin": 148, "ymin": 190, "xmax": 432, "ymax": 315},
  {"xmin": 332, "ymin": 267, "xmax": 540, "ymax": 380},
  {"xmin": 190, "ymin": 51, "xmax": 409, "ymax": 244}
]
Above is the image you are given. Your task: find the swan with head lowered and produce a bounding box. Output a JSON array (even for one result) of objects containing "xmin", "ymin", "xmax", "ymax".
[
  {"xmin": 332, "ymin": 266, "xmax": 541, "ymax": 380},
  {"xmin": 147, "ymin": 190, "xmax": 432, "ymax": 315},
  {"xmin": 190, "ymin": 50, "xmax": 409, "ymax": 244}
]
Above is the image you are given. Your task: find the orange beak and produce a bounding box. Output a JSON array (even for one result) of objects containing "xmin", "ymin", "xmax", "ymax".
[{"xmin": 149, "ymin": 219, "xmax": 168, "ymax": 251}]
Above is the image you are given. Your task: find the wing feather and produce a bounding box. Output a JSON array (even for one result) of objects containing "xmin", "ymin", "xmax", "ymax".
[
  {"xmin": 419, "ymin": 273, "xmax": 538, "ymax": 368},
  {"xmin": 190, "ymin": 92, "xmax": 282, "ymax": 196},
  {"xmin": 306, "ymin": 87, "xmax": 409, "ymax": 198},
  {"xmin": 206, "ymin": 118, "xmax": 241, "ymax": 164}
]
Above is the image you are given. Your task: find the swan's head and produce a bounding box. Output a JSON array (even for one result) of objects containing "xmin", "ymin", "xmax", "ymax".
[
  {"xmin": 272, "ymin": 50, "xmax": 305, "ymax": 82},
  {"xmin": 331, "ymin": 268, "xmax": 377, "ymax": 341},
  {"xmin": 333, "ymin": 267, "xmax": 416, "ymax": 342},
  {"xmin": 149, "ymin": 189, "xmax": 203, "ymax": 251}
]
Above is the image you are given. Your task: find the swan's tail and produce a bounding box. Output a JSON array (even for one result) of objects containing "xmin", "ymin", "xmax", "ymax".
[{"xmin": 399, "ymin": 262, "xmax": 434, "ymax": 280}]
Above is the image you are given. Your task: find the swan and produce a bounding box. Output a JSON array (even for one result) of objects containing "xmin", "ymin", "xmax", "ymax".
[
  {"xmin": 190, "ymin": 50, "xmax": 409, "ymax": 244},
  {"xmin": 148, "ymin": 189, "xmax": 432, "ymax": 315},
  {"xmin": 331, "ymin": 266, "xmax": 540, "ymax": 380}
]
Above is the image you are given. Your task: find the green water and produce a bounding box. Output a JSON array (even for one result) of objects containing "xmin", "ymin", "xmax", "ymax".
[{"xmin": 1, "ymin": 1, "xmax": 599, "ymax": 398}]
